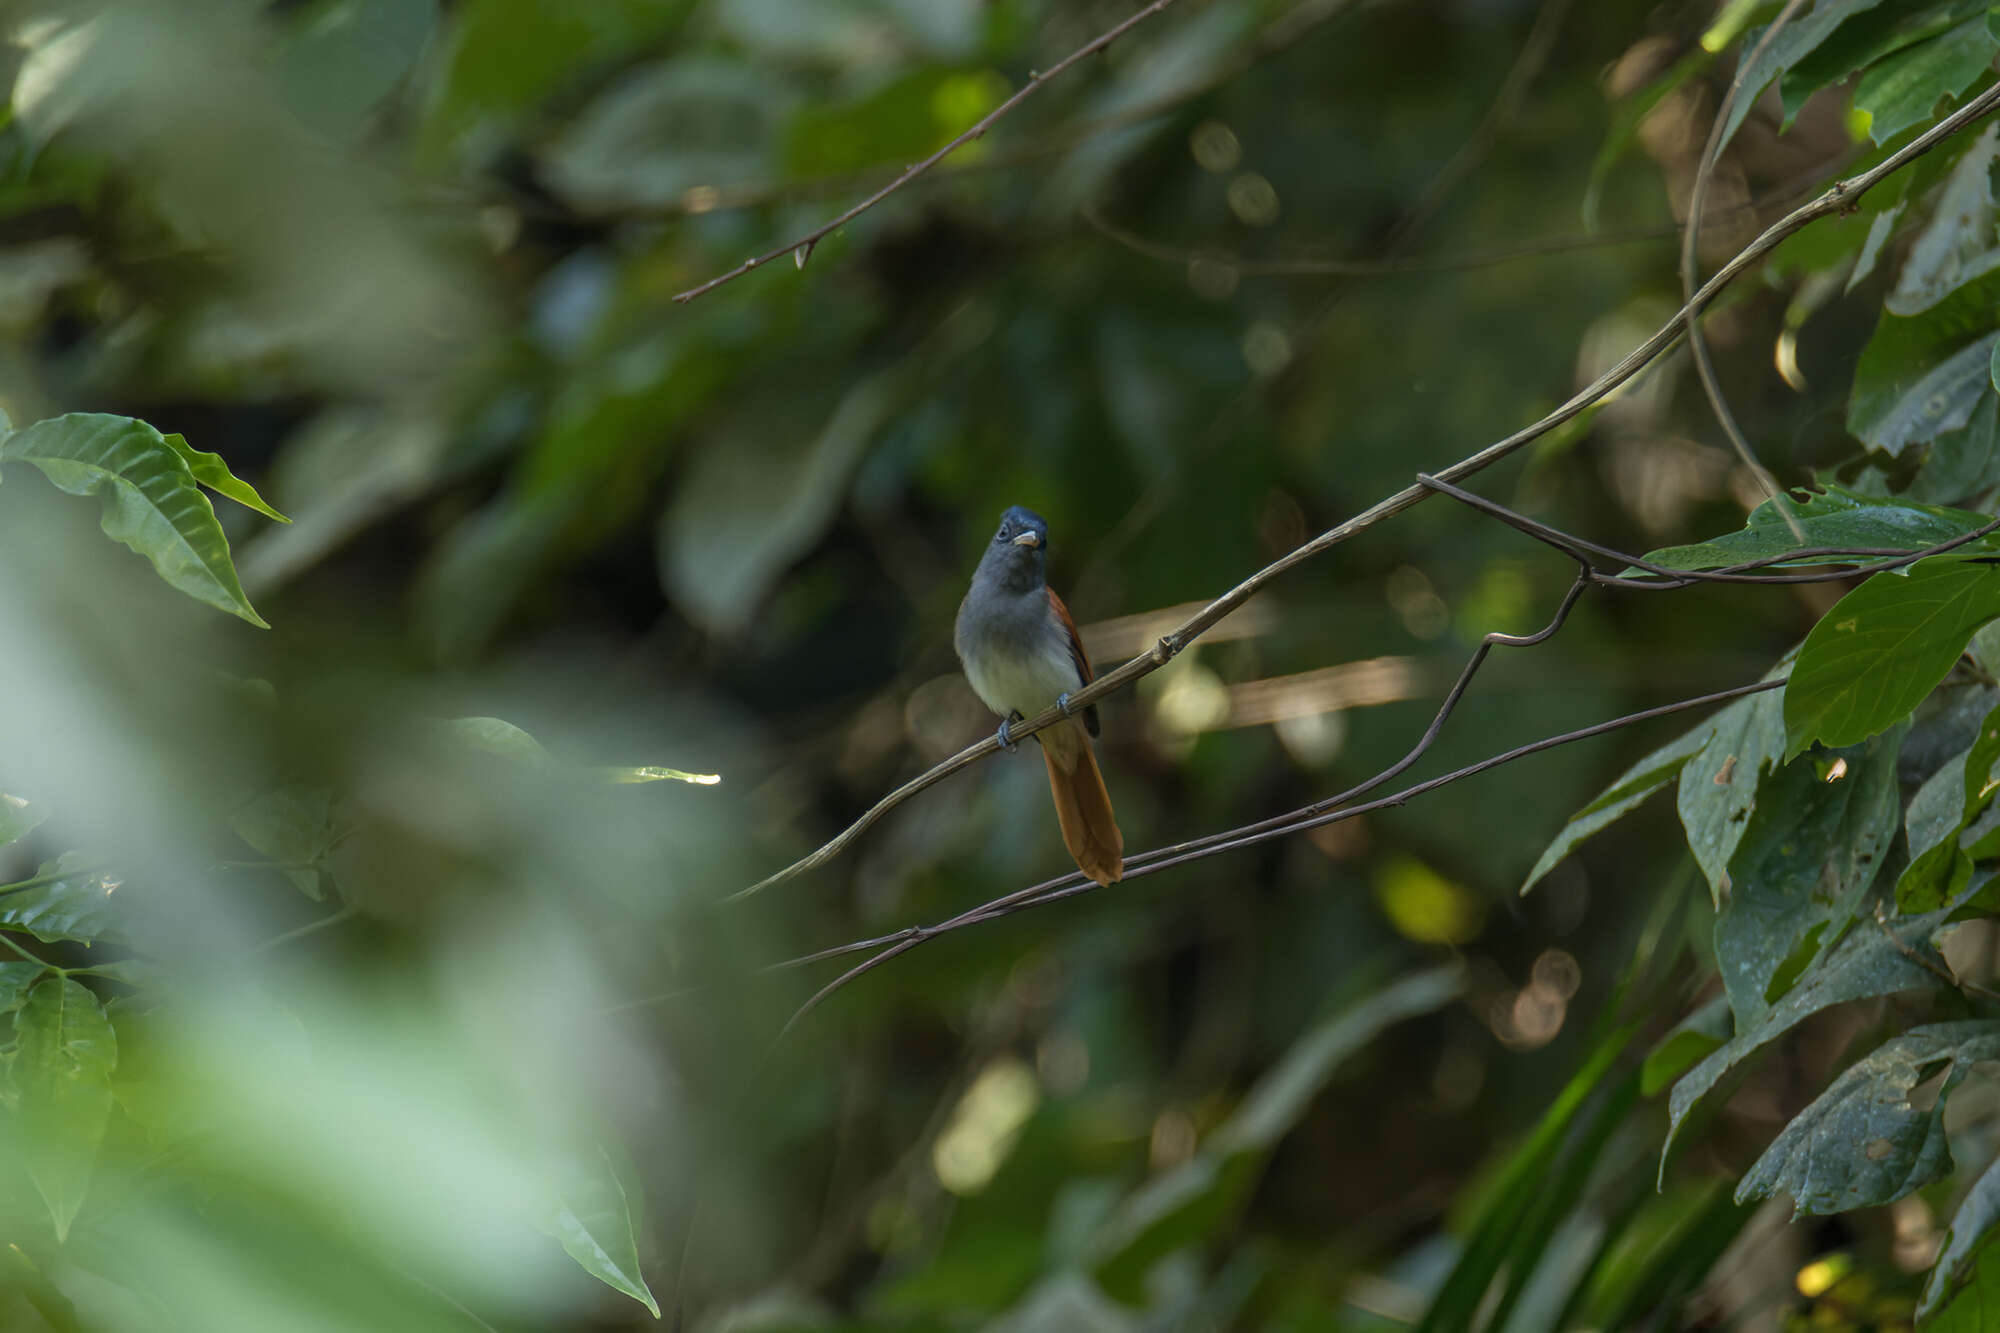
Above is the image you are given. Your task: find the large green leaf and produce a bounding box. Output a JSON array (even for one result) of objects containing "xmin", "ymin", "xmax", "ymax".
[
  {"xmin": 1678, "ymin": 664, "xmax": 1791, "ymax": 903},
  {"xmin": 13, "ymin": 975, "xmax": 118, "ymax": 1241},
  {"xmin": 1784, "ymin": 557, "xmax": 2000, "ymax": 757},
  {"xmin": 1739, "ymin": 1021, "xmax": 2000, "ymax": 1216},
  {"xmin": 1663, "ymin": 902, "xmax": 1958, "ymax": 1171},
  {"xmin": 544, "ymin": 1144, "xmax": 660, "ymax": 1318},
  {"xmin": 0, "ymin": 414, "xmax": 269, "ymax": 626},
  {"xmin": 1855, "ymin": 18, "xmax": 2000, "ymax": 145},
  {"xmin": 1922, "ymin": 1151, "xmax": 2000, "ymax": 1320},
  {"xmin": 1851, "ymin": 267, "xmax": 2000, "ymax": 456},
  {"xmin": 1, "ymin": 853, "xmax": 131, "ymax": 946},
  {"xmin": 1639, "ymin": 485, "xmax": 1995, "ymax": 573},
  {"xmin": 1521, "ymin": 723, "xmax": 1713, "ymax": 893},
  {"xmin": 1888, "ymin": 123, "xmax": 2000, "ymax": 317},
  {"xmin": 1713, "ymin": 726, "xmax": 1904, "ymax": 1026}
]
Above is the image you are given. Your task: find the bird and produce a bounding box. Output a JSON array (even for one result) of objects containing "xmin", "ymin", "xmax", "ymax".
[{"xmin": 954, "ymin": 506, "xmax": 1124, "ymax": 886}]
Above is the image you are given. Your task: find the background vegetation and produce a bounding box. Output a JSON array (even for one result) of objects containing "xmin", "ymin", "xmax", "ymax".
[{"xmin": 6, "ymin": 0, "xmax": 2000, "ymax": 1328}]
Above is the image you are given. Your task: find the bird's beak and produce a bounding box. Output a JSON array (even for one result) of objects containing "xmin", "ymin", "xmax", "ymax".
[{"xmin": 1011, "ymin": 531, "xmax": 1042, "ymax": 548}]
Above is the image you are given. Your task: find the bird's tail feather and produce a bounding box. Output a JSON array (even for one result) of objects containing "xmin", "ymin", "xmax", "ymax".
[{"xmin": 1041, "ymin": 723, "xmax": 1122, "ymax": 886}]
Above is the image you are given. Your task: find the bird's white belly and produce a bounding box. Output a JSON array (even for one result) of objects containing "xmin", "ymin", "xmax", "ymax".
[{"xmin": 963, "ymin": 628, "xmax": 1079, "ymax": 718}]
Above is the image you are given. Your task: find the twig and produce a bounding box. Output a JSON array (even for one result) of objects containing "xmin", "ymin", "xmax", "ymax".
[
  {"xmin": 252, "ymin": 904, "xmax": 357, "ymax": 952},
  {"xmin": 671, "ymin": 0, "xmax": 1186, "ymax": 304},
  {"xmin": 1413, "ymin": 472, "xmax": 2000, "ymax": 585},
  {"xmin": 729, "ymin": 80, "xmax": 2000, "ymax": 902},
  {"xmin": 1682, "ymin": 0, "xmax": 1813, "ymax": 540},
  {"xmin": 1873, "ymin": 906, "xmax": 2000, "ymax": 1005},
  {"xmin": 778, "ymin": 676, "xmax": 1787, "ymax": 1035}
]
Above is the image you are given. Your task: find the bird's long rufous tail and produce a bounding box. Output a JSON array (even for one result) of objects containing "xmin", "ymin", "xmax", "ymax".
[{"xmin": 1039, "ymin": 720, "xmax": 1122, "ymax": 886}]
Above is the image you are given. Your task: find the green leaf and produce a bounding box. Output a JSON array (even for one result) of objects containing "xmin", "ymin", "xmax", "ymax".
[
  {"xmin": 0, "ymin": 792, "xmax": 50, "ymax": 849},
  {"xmin": 1089, "ymin": 967, "xmax": 1461, "ymax": 1297},
  {"xmin": 229, "ymin": 786, "xmax": 339, "ymax": 901},
  {"xmin": 1, "ymin": 852, "xmax": 130, "ymax": 946},
  {"xmin": 990, "ymin": 1274, "xmax": 1139, "ymax": 1333},
  {"xmin": 1739, "ymin": 1020, "xmax": 2000, "ymax": 1216},
  {"xmin": 1714, "ymin": 727, "xmax": 1904, "ymax": 1026},
  {"xmin": 1922, "ymin": 1150, "xmax": 2000, "ymax": 1319},
  {"xmin": 659, "ymin": 368, "xmax": 910, "ymax": 638},
  {"xmin": 1888, "ymin": 123, "xmax": 2000, "ymax": 316},
  {"xmin": 1677, "ymin": 665, "xmax": 1791, "ymax": 904},
  {"xmin": 0, "ymin": 413, "xmax": 269, "ymax": 626},
  {"xmin": 275, "ymin": 0, "xmax": 439, "ymax": 142},
  {"xmin": 1417, "ymin": 1024, "xmax": 1637, "ymax": 1333},
  {"xmin": 417, "ymin": 0, "xmax": 693, "ymax": 168},
  {"xmin": 0, "ymin": 960, "xmax": 47, "ymax": 1014},
  {"xmin": 1577, "ymin": 1181, "xmax": 1754, "ymax": 1330},
  {"xmin": 1851, "ymin": 266, "xmax": 2000, "ymax": 456},
  {"xmin": 1777, "ymin": 0, "xmax": 1989, "ymax": 130},
  {"xmin": 545, "ymin": 1144, "xmax": 660, "ymax": 1318},
  {"xmin": 160, "ymin": 433, "xmax": 289, "ymax": 523},
  {"xmin": 1897, "ymin": 704, "xmax": 2000, "ymax": 910},
  {"xmin": 13, "ymin": 976, "xmax": 118, "ymax": 1241},
  {"xmin": 1522, "ymin": 724, "xmax": 1714, "ymax": 894},
  {"xmin": 1899, "ymin": 835, "xmax": 1975, "ymax": 912},
  {"xmin": 1663, "ymin": 902, "xmax": 1957, "ymax": 1171},
  {"xmin": 591, "ymin": 765, "xmax": 721, "ymax": 785},
  {"xmin": 1209, "ymin": 965, "xmax": 1463, "ymax": 1155},
  {"xmin": 1927, "ymin": 1238, "xmax": 2000, "ymax": 1330},
  {"xmin": 1784, "ymin": 557, "xmax": 2000, "ymax": 757},
  {"xmin": 1855, "ymin": 18, "xmax": 2000, "ymax": 145},
  {"xmin": 1909, "ymin": 390, "xmax": 2000, "ymax": 505},
  {"xmin": 1720, "ymin": 1, "xmax": 1886, "ymax": 150},
  {"xmin": 545, "ymin": 59, "xmax": 788, "ymax": 213},
  {"xmin": 1639, "ymin": 485, "xmax": 1995, "ymax": 572},
  {"xmin": 439, "ymin": 717, "xmax": 719, "ymax": 785},
  {"xmin": 1641, "ymin": 995, "xmax": 1731, "ymax": 1097}
]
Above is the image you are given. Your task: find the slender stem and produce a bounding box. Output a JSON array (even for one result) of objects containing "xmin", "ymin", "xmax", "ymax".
[
  {"xmin": 0, "ymin": 930, "xmax": 60, "ymax": 973},
  {"xmin": 672, "ymin": 0, "xmax": 1187, "ymax": 303}
]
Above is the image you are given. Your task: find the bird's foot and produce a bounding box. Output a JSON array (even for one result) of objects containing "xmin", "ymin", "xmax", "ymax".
[
  {"xmin": 996, "ymin": 715, "xmax": 1021, "ymax": 753},
  {"xmin": 1056, "ymin": 692, "xmax": 1074, "ymax": 716}
]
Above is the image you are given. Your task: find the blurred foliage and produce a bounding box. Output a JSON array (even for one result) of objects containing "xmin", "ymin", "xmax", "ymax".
[{"xmin": 8, "ymin": 0, "xmax": 2000, "ymax": 1329}]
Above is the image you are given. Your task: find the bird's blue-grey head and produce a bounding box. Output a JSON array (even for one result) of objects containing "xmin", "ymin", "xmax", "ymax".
[{"xmin": 982, "ymin": 505, "xmax": 1049, "ymax": 592}]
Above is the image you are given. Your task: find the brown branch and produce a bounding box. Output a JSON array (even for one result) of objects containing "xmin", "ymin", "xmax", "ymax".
[
  {"xmin": 728, "ymin": 79, "xmax": 2000, "ymax": 903},
  {"xmin": 778, "ymin": 674, "xmax": 1788, "ymax": 1035},
  {"xmin": 1682, "ymin": 0, "xmax": 1814, "ymax": 541},
  {"xmin": 671, "ymin": 0, "xmax": 1186, "ymax": 304}
]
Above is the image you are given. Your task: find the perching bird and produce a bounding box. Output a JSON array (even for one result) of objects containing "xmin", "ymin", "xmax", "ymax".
[{"xmin": 954, "ymin": 506, "xmax": 1124, "ymax": 886}]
